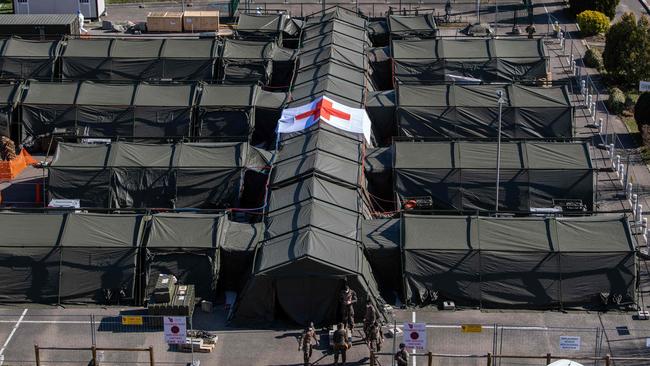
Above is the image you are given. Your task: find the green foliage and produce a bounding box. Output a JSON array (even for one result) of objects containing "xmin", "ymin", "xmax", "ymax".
[
  {"xmin": 625, "ymin": 93, "xmax": 639, "ymax": 109},
  {"xmin": 569, "ymin": 0, "xmax": 620, "ymax": 19},
  {"xmin": 583, "ymin": 48, "xmax": 603, "ymax": 69},
  {"xmin": 635, "ymin": 92, "xmax": 650, "ymax": 127},
  {"xmin": 577, "ymin": 11, "xmax": 610, "ymax": 36},
  {"xmin": 607, "ymin": 87, "xmax": 626, "ymax": 114},
  {"xmin": 603, "ymin": 13, "xmax": 650, "ymax": 87}
]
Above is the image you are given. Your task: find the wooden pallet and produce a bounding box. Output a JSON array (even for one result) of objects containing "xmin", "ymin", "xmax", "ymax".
[{"xmin": 177, "ymin": 337, "xmax": 218, "ymax": 353}]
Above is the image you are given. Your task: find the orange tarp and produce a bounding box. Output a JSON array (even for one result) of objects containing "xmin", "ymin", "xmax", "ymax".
[{"xmin": 0, "ymin": 149, "xmax": 37, "ymax": 181}]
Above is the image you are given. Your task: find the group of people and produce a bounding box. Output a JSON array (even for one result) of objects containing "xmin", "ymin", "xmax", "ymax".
[{"xmin": 298, "ymin": 284, "xmax": 409, "ymax": 365}]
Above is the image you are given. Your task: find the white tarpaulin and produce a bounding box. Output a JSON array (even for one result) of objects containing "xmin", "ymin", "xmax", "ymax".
[{"xmin": 277, "ymin": 96, "xmax": 372, "ymax": 143}]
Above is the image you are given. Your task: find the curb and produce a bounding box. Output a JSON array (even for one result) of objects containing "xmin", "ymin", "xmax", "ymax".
[{"xmin": 641, "ymin": 0, "xmax": 650, "ymax": 15}]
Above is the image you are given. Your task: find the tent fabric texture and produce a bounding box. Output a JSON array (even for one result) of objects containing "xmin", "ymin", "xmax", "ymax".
[
  {"xmin": 232, "ymin": 8, "xmax": 385, "ymax": 327},
  {"xmin": 236, "ymin": 14, "xmax": 294, "ymax": 40},
  {"xmin": 392, "ymin": 38, "xmax": 548, "ymax": 83},
  {"xmin": 144, "ymin": 213, "xmax": 225, "ymax": 301},
  {"xmin": 21, "ymin": 80, "xmax": 198, "ymax": 139},
  {"xmin": 0, "ymin": 38, "xmax": 61, "ymax": 80},
  {"xmin": 393, "ymin": 141, "xmax": 594, "ymax": 211},
  {"xmin": 48, "ymin": 142, "xmax": 267, "ymax": 208},
  {"xmin": 388, "ymin": 14, "xmax": 437, "ymax": 39},
  {"xmin": 395, "ymin": 84, "xmax": 573, "ymax": 138},
  {"xmin": 61, "ymin": 38, "xmax": 220, "ymax": 81},
  {"xmin": 402, "ymin": 214, "xmax": 636, "ymax": 308},
  {"xmin": 0, "ymin": 213, "xmax": 143, "ymax": 305},
  {"xmin": 220, "ymin": 39, "xmax": 296, "ymax": 86}
]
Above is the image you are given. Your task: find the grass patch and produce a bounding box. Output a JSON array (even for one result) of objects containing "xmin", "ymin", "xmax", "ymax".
[
  {"xmin": 640, "ymin": 146, "xmax": 650, "ymax": 165},
  {"xmin": 623, "ymin": 115, "xmax": 639, "ymax": 134}
]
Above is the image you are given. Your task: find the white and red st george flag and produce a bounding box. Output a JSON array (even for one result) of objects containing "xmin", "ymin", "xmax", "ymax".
[{"xmin": 277, "ymin": 96, "xmax": 372, "ymax": 143}]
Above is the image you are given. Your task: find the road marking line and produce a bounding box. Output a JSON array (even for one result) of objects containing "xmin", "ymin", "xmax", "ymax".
[
  {"xmin": 0, "ymin": 320, "xmax": 91, "ymax": 324},
  {"xmin": 0, "ymin": 309, "xmax": 27, "ymax": 357}
]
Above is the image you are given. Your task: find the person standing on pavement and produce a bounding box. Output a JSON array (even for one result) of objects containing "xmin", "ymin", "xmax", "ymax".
[
  {"xmin": 333, "ymin": 322, "xmax": 349, "ymax": 365},
  {"xmin": 298, "ymin": 322, "xmax": 319, "ymax": 366},
  {"xmin": 363, "ymin": 300, "xmax": 378, "ymax": 340},
  {"xmin": 395, "ymin": 342, "xmax": 409, "ymax": 366},
  {"xmin": 339, "ymin": 284, "xmax": 357, "ymax": 330}
]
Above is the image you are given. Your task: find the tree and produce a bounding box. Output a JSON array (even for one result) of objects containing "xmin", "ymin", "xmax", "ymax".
[
  {"xmin": 569, "ymin": 0, "xmax": 620, "ymax": 19},
  {"xmin": 576, "ymin": 10, "xmax": 610, "ymax": 36},
  {"xmin": 635, "ymin": 92, "xmax": 650, "ymax": 128},
  {"xmin": 603, "ymin": 13, "xmax": 650, "ymax": 87}
]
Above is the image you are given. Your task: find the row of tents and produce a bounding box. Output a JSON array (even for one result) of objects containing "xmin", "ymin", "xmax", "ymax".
[
  {"xmin": 233, "ymin": 9, "xmax": 385, "ymax": 326},
  {"xmin": 48, "ymin": 142, "xmax": 270, "ymax": 208},
  {"xmin": 0, "ymin": 210, "xmax": 634, "ymax": 320},
  {"xmin": 0, "ymin": 37, "xmax": 296, "ymax": 85},
  {"xmin": 364, "ymin": 140, "xmax": 594, "ymax": 212},
  {"xmin": 0, "ymin": 212, "xmax": 261, "ymax": 304},
  {"xmin": 363, "ymin": 214, "xmax": 636, "ymax": 308},
  {"xmin": 366, "ymin": 83, "xmax": 573, "ymax": 144},
  {"xmin": 3, "ymin": 81, "xmax": 286, "ymax": 142}
]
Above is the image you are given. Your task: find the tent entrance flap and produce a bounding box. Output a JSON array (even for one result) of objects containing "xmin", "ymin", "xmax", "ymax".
[{"xmin": 275, "ymin": 276, "xmax": 345, "ymax": 326}]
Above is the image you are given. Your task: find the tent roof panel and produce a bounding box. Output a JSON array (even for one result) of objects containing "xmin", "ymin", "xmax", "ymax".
[
  {"xmin": 62, "ymin": 38, "xmax": 111, "ymax": 58},
  {"xmin": 478, "ymin": 218, "xmax": 554, "ymax": 251},
  {"xmin": 76, "ymin": 82, "xmax": 135, "ymax": 106},
  {"xmin": 147, "ymin": 213, "xmax": 223, "ymax": 248},
  {"xmin": 177, "ymin": 143, "xmax": 245, "ymax": 167},
  {"xmin": 22, "ymin": 81, "xmax": 77, "ymax": 105},
  {"xmin": 302, "ymin": 20, "xmax": 367, "ymax": 42},
  {"xmin": 362, "ymin": 218, "xmax": 400, "ymax": 251},
  {"xmin": 0, "ymin": 83, "xmax": 20, "ymax": 105},
  {"xmin": 237, "ymin": 13, "xmax": 285, "ymax": 32},
  {"xmin": 257, "ymin": 227, "xmax": 361, "ymax": 274},
  {"xmin": 160, "ymin": 39, "xmax": 219, "ymax": 58},
  {"xmin": 392, "ymin": 38, "xmax": 546, "ymax": 60},
  {"xmin": 277, "ymin": 127, "xmax": 361, "ymax": 163},
  {"xmin": 556, "ymin": 215, "xmax": 634, "ymax": 252},
  {"xmin": 526, "ymin": 143, "xmax": 592, "ymax": 170},
  {"xmin": 3, "ymin": 38, "xmax": 59, "ymax": 58},
  {"xmin": 110, "ymin": 39, "xmax": 163, "ymax": 58},
  {"xmin": 294, "ymin": 62, "xmax": 365, "ymax": 87},
  {"xmin": 199, "ymin": 84, "xmax": 256, "ymax": 107},
  {"xmin": 255, "ymin": 89, "xmax": 288, "ymax": 109},
  {"xmin": 110, "ymin": 143, "xmax": 175, "ymax": 167},
  {"xmin": 0, "ymin": 213, "xmax": 64, "ymax": 246},
  {"xmin": 403, "ymin": 215, "xmax": 477, "ymax": 250},
  {"xmin": 222, "ymin": 39, "xmax": 274, "ymax": 60},
  {"xmin": 60, "ymin": 213, "xmax": 142, "ymax": 247},
  {"xmin": 51, "ymin": 143, "xmax": 110, "ymax": 167},
  {"xmin": 269, "ymin": 175, "xmax": 361, "ymax": 213},
  {"xmin": 133, "ymin": 83, "xmax": 195, "ymax": 107},
  {"xmin": 222, "ymin": 221, "xmax": 263, "ymax": 252},
  {"xmin": 305, "ymin": 7, "xmax": 366, "ymax": 28}
]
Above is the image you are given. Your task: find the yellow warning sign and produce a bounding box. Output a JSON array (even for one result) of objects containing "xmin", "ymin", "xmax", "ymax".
[
  {"xmin": 121, "ymin": 316, "xmax": 143, "ymax": 326},
  {"xmin": 461, "ymin": 324, "xmax": 482, "ymax": 333}
]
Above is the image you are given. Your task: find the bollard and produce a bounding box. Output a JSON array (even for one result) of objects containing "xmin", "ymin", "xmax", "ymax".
[
  {"xmin": 572, "ymin": 60, "xmax": 577, "ymax": 76},
  {"xmin": 609, "ymin": 144, "xmax": 615, "ymax": 160},
  {"xmin": 149, "ymin": 345, "xmax": 154, "ymax": 366},
  {"xmin": 627, "ymin": 182, "xmax": 633, "ymax": 199},
  {"xmin": 596, "ymin": 117, "xmax": 603, "ymax": 128},
  {"xmin": 605, "ymin": 354, "xmax": 611, "ymax": 366},
  {"xmin": 428, "ymin": 351, "xmax": 433, "ymax": 366},
  {"xmin": 587, "ymin": 94, "xmax": 592, "ymax": 108},
  {"xmin": 487, "ymin": 352, "xmax": 493, "ymax": 366},
  {"xmin": 92, "ymin": 345, "xmax": 98, "ymax": 366},
  {"xmin": 619, "ymin": 164, "xmax": 625, "ymax": 184},
  {"xmin": 591, "ymin": 102, "xmax": 597, "ymax": 119},
  {"xmin": 615, "ymin": 155, "xmax": 621, "ymax": 177},
  {"xmin": 643, "ymin": 217, "xmax": 648, "ymax": 232},
  {"xmin": 638, "ymin": 204, "xmax": 643, "ymax": 225},
  {"xmin": 632, "ymin": 194, "xmax": 638, "ymax": 218},
  {"xmin": 546, "ymin": 353, "xmax": 552, "ymax": 364},
  {"xmin": 580, "ymin": 80, "xmax": 586, "ymax": 94},
  {"xmin": 35, "ymin": 344, "xmax": 41, "ymax": 366}
]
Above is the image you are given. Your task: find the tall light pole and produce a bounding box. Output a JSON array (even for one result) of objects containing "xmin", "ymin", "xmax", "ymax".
[{"xmin": 495, "ymin": 89, "xmax": 505, "ymax": 213}]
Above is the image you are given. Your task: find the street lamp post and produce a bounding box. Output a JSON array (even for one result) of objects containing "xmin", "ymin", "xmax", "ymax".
[{"xmin": 495, "ymin": 89, "xmax": 505, "ymax": 213}]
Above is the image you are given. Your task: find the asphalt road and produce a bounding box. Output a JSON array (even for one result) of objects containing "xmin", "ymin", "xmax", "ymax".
[{"xmin": 616, "ymin": 0, "xmax": 650, "ymax": 20}]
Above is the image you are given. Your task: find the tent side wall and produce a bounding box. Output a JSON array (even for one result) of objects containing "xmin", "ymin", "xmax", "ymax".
[{"xmin": 0, "ymin": 246, "xmax": 62, "ymax": 303}]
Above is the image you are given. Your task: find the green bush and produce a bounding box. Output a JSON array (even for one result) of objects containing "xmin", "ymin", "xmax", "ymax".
[
  {"xmin": 625, "ymin": 93, "xmax": 639, "ymax": 109},
  {"xmin": 577, "ymin": 10, "xmax": 610, "ymax": 36},
  {"xmin": 569, "ymin": 0, "xmax": 620, "ymax": 19},
  {"xmin": 583, "ymin": 48, "xmax": 603, "ymax": 69},
  {"xmin": 607, "ymin": 87, "xmax": 626, "ymax": 114},
  {"xmin": 635, "ymin": 92, "xmax": 650, "ymax": 127},
  {"xmin": 604, "ymin": 13, "xmax": 650, "ymax": 86}
]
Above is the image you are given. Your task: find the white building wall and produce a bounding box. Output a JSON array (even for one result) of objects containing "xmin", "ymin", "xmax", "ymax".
[{"xmin": 14, "ymin": 0, "xmax": 101, "ymax": 19}]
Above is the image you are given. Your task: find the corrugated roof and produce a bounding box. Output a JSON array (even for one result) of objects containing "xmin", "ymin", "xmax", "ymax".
[{"xmin": 0, "ymin": 14, "xmax": 78, "ymax": 25}]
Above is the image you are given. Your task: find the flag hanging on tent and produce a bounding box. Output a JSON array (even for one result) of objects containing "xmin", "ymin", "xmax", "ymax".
[{"xmin": 277, "ymin": 96, "xmax": 372, "ymax": 143}]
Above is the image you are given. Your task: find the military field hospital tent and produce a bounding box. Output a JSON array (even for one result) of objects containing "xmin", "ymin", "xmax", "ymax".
[
  {"xmin": 394, "ymin": 141, "xmax": 594, "ymax": 212},
  {"xmin": 395, "ymin": 84, "xmax": 573, "ymax": 139},
  {"xmin": 388, "ymin": 14, "xmax": 438, "ymax": 39},
  {"xmin": 21, "ymin": 81, "xmax": 198, "ymax": 139},
  {"xmin": 392, "ymin": 38, "xmax": 548, "ymax": 83},
  {"xmin": 402, "ymin": 215, "xmax": 636, "ymax": 308},
  {"xmin": 0, "ymin": 37, "xmax": 61, "ymax": 80},
  {"xmin": 143, "ymin": 213, "xmax": 226, "ymax": 302},
  {"xmin": 48, "ymin": 142, "xmax": 269, "ymax": 208},
  {"xmin": 61, "ymin": 38, "xmax": 220, "ymax": 81},
  {"xmin": 0, "ymin": 213, "xmax": 143, "ymax": 305}
]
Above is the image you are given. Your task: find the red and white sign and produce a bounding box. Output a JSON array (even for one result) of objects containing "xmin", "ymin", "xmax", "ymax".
[
  {"xmin": 163, "ymin": 316, "xmax": 187, "ymax": 345},
  {"xmin": 403, "ymin": 322, "xmax": 427, "ymax": 350},
  {"xmin": 277, "ymin": 96, "xmax": 372, "ymax": 143}
]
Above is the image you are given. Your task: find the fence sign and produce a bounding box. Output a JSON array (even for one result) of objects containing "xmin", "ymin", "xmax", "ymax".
[
  {"xmin": 461, "ymin": 324, "xmax": 482, "ymax": 333},
  {"xmin": 121, "ymin": 315, "xmax": 143, "ymax": 326},
  {"xmin": 164, "ymin": 316, "xmax": 187, "ymax": 345},
  {"xmin": 403, "ymin": 322, "xmax": 427, "ymax": 350},
  {"xmin": 640, "ymin": 81, "xmax": 650, "ymax": 92},
  {"xmin": 559, "ymin": 336, "xmax": 581, "ymax": 351}
]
